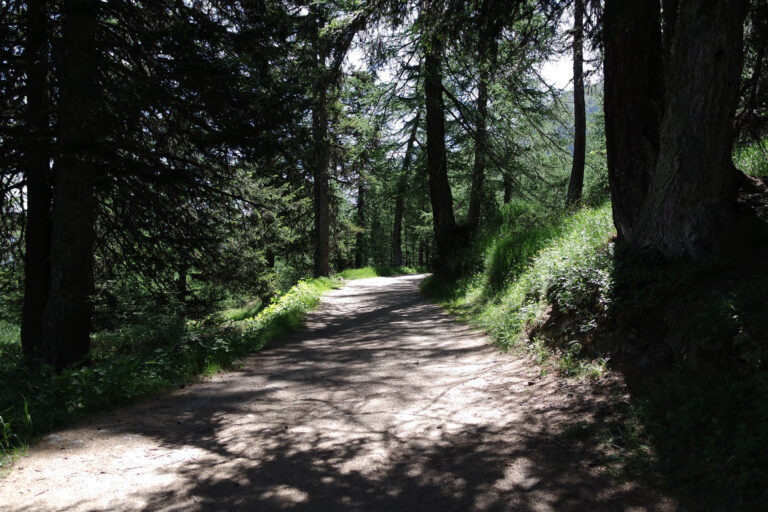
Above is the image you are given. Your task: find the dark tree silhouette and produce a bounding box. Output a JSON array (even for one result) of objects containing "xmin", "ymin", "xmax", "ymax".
[
  {"xmin": 41, "ymin": 0, "xmax": 100, "ymax": 367},
  {"xmin": 565, "ymin": 0, "xmax": 585, "ymax": 206},
  {"xmin": 604, "ymin": 0, "xmax": 748, "ymax": 259},
  {"xmin": 20, "ymin": 0, "xmax": 51, "ymax": 357}
]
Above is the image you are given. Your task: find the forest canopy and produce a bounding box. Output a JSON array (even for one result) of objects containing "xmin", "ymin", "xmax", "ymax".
[
  {"xmin": 0, "ymin": 0, "xmax": 763, "ymax": 366},
  {"xmin": 1, "ymin": 0, "xmax": 765, "ymax": 364}
]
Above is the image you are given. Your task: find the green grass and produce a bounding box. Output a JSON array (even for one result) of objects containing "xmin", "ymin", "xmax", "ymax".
[
  {"xmin": 221, "ymin": 300, "xmax": 263, "ymax": 322},
  {"xmin": 337, "ymin": 265, "xmax": 426, "ymax": 280},
  {"xmin": 0, "ymin": 276, "xmax": 341, "ymax": 470},
  {"xmin": 422, "ymin": 201, "xmax": 616, "ymax": 379},
  {"xmin": 734, "ymin": 137, "xmax": 768, "ymax": 177},
  {"xmin": 481, "ymin": 204, "xmax": 614, "ymax": 352},
  {"xmin": 422, "ymin": 200, "xmax": 768, "ymax": 509}
]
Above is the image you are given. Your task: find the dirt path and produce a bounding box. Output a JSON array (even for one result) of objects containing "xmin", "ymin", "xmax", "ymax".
[{"xmin": 1, "ymin": 275, "xmax": 674, "ymax": 511}]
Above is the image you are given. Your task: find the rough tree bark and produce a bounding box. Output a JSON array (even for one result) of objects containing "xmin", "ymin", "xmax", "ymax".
[
  {"xmin": 177, "ymin": 264, "xmax": 188, "ymax": 305},
  {"xmin": 393, "ymin": 109, "xmax": 420, "ymax": 267},
  {"xmin": 565, "ymin": 0, "xmax": 585, "ymax": 206},
  {"xmin": 21, "ymin": 0, "xmax": 52, "ymax": 357},
  {"xmin": 392, "ymin": 195, "xmax": 405, "ymax": 267},
  {"xmin": 312, "ymin": 104, "xmax": 331, "ymax": 277},
  {"xmin": 41, "ymin": 0, "xmax": 99, "ymax": 368},
  {"xmin": 636, "ymin": 0, "xmax": 748, "ymax": 258},
  {"xmin": 418, "ymin": 241, "xmax": 424, "ymax": 267},
  {"xmin": 603, "ymin": 0, "xmax": 664, "ymax": 245},
  {"xmin": 424, "ymin": 32, "xmax": 457, "ymax": 271},
  {"xmin": 662, "ymin": 0, "xmax": 679, "ymax": 64}
]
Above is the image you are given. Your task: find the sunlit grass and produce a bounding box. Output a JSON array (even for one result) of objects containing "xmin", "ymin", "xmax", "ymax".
[
  {"xmin": 221, "ymin": 301, "xmax": 263, "ymax": 322},
  {"xmin": 423, "ymin": 202, "xmax": 616, "ymax": 379},
  {"xmin": 423, "ymin": 200, "xmax": 768, "ymax": 507},
  {"xmin": 480, "ymin": 203, "xmax": 615, "ymax": 352}
]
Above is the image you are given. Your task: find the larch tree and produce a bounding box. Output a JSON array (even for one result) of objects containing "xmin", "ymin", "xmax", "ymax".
[
  {"xmin": 603, "ymin": 0, "xmax": 664, "ymax": 246},
  {"xmin": 393, "ymin": 108, "xmax": 421, "ymax": 267},
  {"xmin": 565, "ymin": 0, "xmax": 585, "ymax": 206},
  {"xmin": 603, "ymin": 0, "xmax": 749, "ymax": 259},
  {"xmin": 467, "ymin": 0, "xmax": 502, "ymax": 227},
  {"xmin": 635, "ymin": 0, "xmax": 748, "ymax": 258},
  {"xmin": 41, "ymin": 0, "xmax": 100, "ymax": 368},
  {"xmin": 354, "ymin": 161, "xmax": 366, "ymax": 269},
  {"xmin": 306, "ymin": 1, "xmax": 375, "ymax": 277},
  {"xmin": 310, "ymin": 3, "xmax": 333, "ymax": 277},
  {"xmin": 12, "ymin": 0, "xmax": 309, "ymax": 367},
  {"xmin": 20, "ymin": 0, "xmax": 51, "ymax": 357},
  {"xmin": 422, "ymin": 8, "xmax": 458, "ymax": 273}
]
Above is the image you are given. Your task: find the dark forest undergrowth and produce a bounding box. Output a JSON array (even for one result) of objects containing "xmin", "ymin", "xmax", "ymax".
[{"xmin": 422, "ymin": 201, "xmax": 768, "ymax": 511}]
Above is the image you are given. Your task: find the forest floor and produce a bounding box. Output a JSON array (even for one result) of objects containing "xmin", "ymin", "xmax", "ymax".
[{"xmin": 0, "ymin": 274, "xmax": 675, "ymax": 512}]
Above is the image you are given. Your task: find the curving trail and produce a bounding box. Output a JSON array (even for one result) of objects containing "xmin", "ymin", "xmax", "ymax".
[{"xmin": 0, "ymin": 274, "xmax": 674, "ymax": 511}]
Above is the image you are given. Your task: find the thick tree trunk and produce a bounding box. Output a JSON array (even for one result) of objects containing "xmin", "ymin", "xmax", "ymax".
[
  {"xmin": 392, "ymin": 109, "xmax": 420, "ymax": 267},
  {"xmin": 468, "ymin": 0, "xmax": 499, "ymax": 228},
  {"xmin": 21, "ymin": 0, "xmax": 52, "ymax": 358},
  {"xmin": 662, "ymin": 0, "xmax": 679, "ymax": 63},
  {"xmin": 41, "ymin": 0, "xmax": 99, "ymax": 368},
  {"xmin": 311, "ymin": 9, "xmax": 331, "ymax": 277},
  {"xmin": 636, "ymin": 0, "xmax": 747, "ymax": 259},
  {"xmin": 565, "ymin": 0, "xmax": 585, "ymax": 206},
  {"xmin": 424, "ymin": 33, "xmax": 457, "ymax": 272},
  {"xmin": 603, "ymin": 0, "xmax": 664, "ymax": 244},
  {"xmin": 354, "ymin": 178, "xmax": 364, "ymax": 268}
]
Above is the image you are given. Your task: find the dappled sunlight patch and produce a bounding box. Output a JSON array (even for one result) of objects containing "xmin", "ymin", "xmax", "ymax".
[
  {"xmin": 0, "ymin": 276, "xmax": 343, "ymax": 463},
  {"xmin": 4, "ymin": 275, "xmax": 674, "ymax": 512},
  {"xmin": 258, "ymin": 484, "xmax": 310, "ymax": 506}
]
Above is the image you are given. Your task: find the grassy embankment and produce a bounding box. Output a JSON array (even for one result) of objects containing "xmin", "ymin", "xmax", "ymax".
[
  {"xmin": 421, "ymin": 200, "xmax": 768, "ymax": 511},
  {"xmin": 0, "ymin": 266, "xmax": 419, "ymax": 471}
]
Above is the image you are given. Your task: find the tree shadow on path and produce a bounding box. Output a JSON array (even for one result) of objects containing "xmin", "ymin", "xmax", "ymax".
[{"xmin": 4, "ymin": 275, "xmax": 674, "ymax": 512}]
